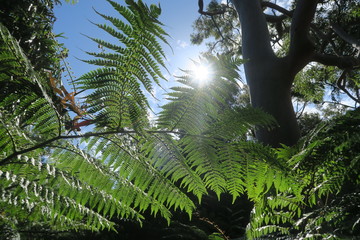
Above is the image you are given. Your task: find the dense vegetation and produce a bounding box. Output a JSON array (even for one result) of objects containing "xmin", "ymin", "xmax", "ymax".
[{"xmin": 0, "ymin": 0, "xmax": 359, "ymax": 239}]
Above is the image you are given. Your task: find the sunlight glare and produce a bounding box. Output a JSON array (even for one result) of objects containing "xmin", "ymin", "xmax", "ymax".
[{"xmin": 193, "ymin": 64, "xmax": 211, "ymax": 85}]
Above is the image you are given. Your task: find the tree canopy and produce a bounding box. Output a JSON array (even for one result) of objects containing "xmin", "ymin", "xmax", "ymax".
[{"xmin": 0, "ymin": 0, "xmax": 359, "ymax": 239}]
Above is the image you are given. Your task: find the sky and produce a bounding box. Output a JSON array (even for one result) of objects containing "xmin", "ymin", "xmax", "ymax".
[
  {"xmin": 53, "ymin": 0, "xmax": 212, "ymax": 112},
  {"xmin": 54, "ymin": 0, "xmax": 355, "ymax": 118}
]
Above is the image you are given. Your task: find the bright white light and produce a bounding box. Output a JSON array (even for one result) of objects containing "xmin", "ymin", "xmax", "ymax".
[{"xmin": 193, "ymin": 64, "xmax": 211, "ymax": 84}]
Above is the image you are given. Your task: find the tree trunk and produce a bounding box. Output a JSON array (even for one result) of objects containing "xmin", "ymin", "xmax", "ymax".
[
  {"xmin": 231, "ymin": 0, "xmax": 318, "ymax": 147},
  {"xmin": 246, "ymin": 57, "xmax": 300, "ymax": 147}
]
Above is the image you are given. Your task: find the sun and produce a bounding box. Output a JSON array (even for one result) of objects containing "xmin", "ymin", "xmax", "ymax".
[{"xmin": 193, "ymin": 64, "xmax": 212, "ymax": 85}]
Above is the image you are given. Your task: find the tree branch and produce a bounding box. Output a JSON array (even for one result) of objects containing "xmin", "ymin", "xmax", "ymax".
[
  {"xmin": 322, "ymin": 100, "xmax": 356, "ymax": 109},
  {"xmin": 262, "ymin": 1, "xmax": 293, "ymax": 17},
  {"xmin": 312, "ymin": 53, "xmax": 360, "ymax": 69},
  {"xmin": 231, "ymin": 0, "xmax": 275, "ymax": 60},
  {"xmin": 290, "ymin": 0, "xmax": 318, "ymax": 43},
  {"xmin": 198, "ymin": 0, "xmax": 226, "ymax": 16},
  {"xmin": 264, "ymin": 14, "xmax": 288, "ymax": 23},
  {"xmin": 310, "ymin": 25, "xmax": 343, "ymax": 56},
  {"xmin": 209, "ymin": 15, "xmax": 238, "ymax": 50},
  {"xmin": 336, "ymin": 70, "xmax": 360, "ymax": 104},
  {"xmin": 288, "ymin": 0, "xmax": 319, "ymax": 73},
  {"xmin": 331, "ymin": 22, "xmax": 360, "ymax": 54}
]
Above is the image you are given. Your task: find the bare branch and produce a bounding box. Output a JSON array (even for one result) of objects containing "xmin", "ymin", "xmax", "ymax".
[
  {"xmin": 290, "ymin": 0, "xmax": 318, "ymax": 39},
  {"xmin": 262, "ymin": 1, "xmax": 293, "ymax": 17},
  {"xmin": 209, "ymin": 15, "xmax": 239, "ymax": 52},
  {"xmin": 288, "ymin": 0, "xmax": 319, "ymax": 73},
  {"xmin": 264, "ymin": 14, "xmax": 288, "ymax": 23},
  {"xmin": 231, "ymin": 0, "xmax": 275, "ymax": 60},
  {"xmin": 322, "ymin": 100, "xmax": 356, "ymax": 109},
  {"xmin": 198, "ymin": 0, "xmax": 226, "ymax": 16},
  {"xmin": 295, "ymin": 101, "xmax": 307, "ymax": 119},
  {"xmin": 336, "ymin": 70, "xmax": 360, "ymax": 104},
  {"xmin": 312, "ymin": 53, "xmax": 360, "ymax": 69},
  {"xmin": 331, "ymin": 23, "xmax": 360, "ymax": 54}
]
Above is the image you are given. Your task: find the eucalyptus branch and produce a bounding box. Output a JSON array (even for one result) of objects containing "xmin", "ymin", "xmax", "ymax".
[
  {"xmin": 322, "ymin": 101, "xmax": 356, "ymax": 109},
  {"xmin": 336, "ymin": 70, "xmax": 360, "ymax": 104},
  {"xmin": 312, "ymin": 53, "xmax": 360, "ymax": 69},
  {"xmin": 209, "ymin": 40, "xmax": 222, "ymax": 53},
  {"xmin": 262, "ymin": 1, "xmax": 349, "ymax": 60},
  {"xmin": 223, "ymin": 7, "xmax": 241, "ymax": 37},
  {"xmin": 311, "ymin": 26, "xmax": 343, "ymax": 56},
  {"xmin": 261, "ymin": 1, "xmax": 293, "ymax": 17},
  {"xmin": 209, "ymin": 14, "xmax": 239, "ymax": 51},
  {"xmin": 331, "ymin": 23, "xmax": 360, "ymax": 55},
  {"xmin": 295, "ymin": 101, "xmax": 308, "ymax": 119},
  {"xmin": 232, "ymin": 0, "xmax": 275, "ymax": 60},
  {"xmin": 198, "ymin": 0, "xmax": 226, "ymax": 16},
  {"xmin": 288, "ymin": 0, "xmax": 319, "ymax": 73},
  {"xmin": 264, "ymin": 14, "xmax": 288, "ymax": 23}
]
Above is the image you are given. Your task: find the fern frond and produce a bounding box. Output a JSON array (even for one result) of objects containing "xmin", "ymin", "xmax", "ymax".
[
  {"xmin": 140, "ymin": 133, "xmax": 208, "ymax": 203},
  {"xmin": 246, "ymin": 109, "xmax": 360, "ymax": 239},
  {"xmin": 77, "ymin": 134, "xmax": 199, "ymax": 219},
  {"xmin": 0, "ymin": 160, "xmax": 117, "ymax": 231},
  {"xmin": 0, "ymin": 23, "xmax": 61, "ymax": 161},
  {"xmin": 0, "ymin": 22, "xmax": 61, "ymax": 125},
  {"xmin": 180, "ymin": 136, "xmax": 226, "ymax": 198},
  {"xmin": 159, "ymin": 57, "xmax": 235, "ymax": 133},
  {"xmin": 76, "ymin": 0, "xmax": 169, "ymax": 132}
]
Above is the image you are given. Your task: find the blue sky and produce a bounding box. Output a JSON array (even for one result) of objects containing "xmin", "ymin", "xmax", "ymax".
[{"xmin": 54, "ymin": 0, "xmax": 211, "ymax": 112}]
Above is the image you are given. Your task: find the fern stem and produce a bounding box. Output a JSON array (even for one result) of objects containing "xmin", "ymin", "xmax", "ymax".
[
  {"xmin": 0, "ymin": 129, "xmax": 211, "ymax": 166},
  {"xmin": 0, "ymin": 135, "xmax": 62, "ymax": 166},
  {"xmin": 0, "ymin": 119, "xmax": 18, "ymax": 153}
]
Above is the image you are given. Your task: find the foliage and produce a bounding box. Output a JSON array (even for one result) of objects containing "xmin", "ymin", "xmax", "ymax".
[
  {"xmin": 190, "ymin": 0, "xmax": 360, "ymax": 239},
  {"xmin": 0, "ymin": 0, "xmax": 62, "ymax": 71},
  {"xmin": 0, "ymin": 0, "xmax": 275, "ymax": 236},
  {"xmin": 247, "ymin": 109, "xmax": 360, "ymax": 239},
  {"xmin": 191, "ymin": 0, "xmax": 241, "ymax": 55},
  {"xmin": 1, "ymin": 0, "xmax": 359, "ymax": 239},
  {"xmin": 0, "ymin": 0, "xmax": 180, "ymax": 233}
]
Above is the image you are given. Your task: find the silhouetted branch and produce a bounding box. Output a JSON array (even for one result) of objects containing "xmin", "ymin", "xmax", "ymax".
[
  {"xmin": 336, "ymin": 70, "xmax": 360, "ymax": 104},
  {"xmin": 288, "ymin": 0, "xmax": 319, "ymax": 73},
  {"xmin": 198, "ymin": 0, "xmax": 226, "ymax": 16},
  {"xmin": 261, "ymin": 1, "xmax": 293, "ymax": 17},
  {"xmin": 313, "ymin": 53, "xmax": 360, "ymax": 69},
  {"xmin": 331, "ymin": 23, "xmax": 360, "ymax": 54}
]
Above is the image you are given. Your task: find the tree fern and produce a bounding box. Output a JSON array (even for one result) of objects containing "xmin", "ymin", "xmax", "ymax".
[
  {"xmin": 4, "ymin": 0, "xmax": 349, "ymax": 238},
  {"xmin": 0, "ymin": 0, "xmax": 194, "ymax": 232},
  {"xmin": 1, "ymin": 0, "xmax": 214, "ymax": 233}
]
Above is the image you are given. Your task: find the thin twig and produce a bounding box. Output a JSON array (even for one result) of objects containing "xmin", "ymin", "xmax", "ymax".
[
  {"xmin": 336, "ymin": 70, "xmax": 360, "ymax": 104},
  {"xmin": 322, "ymin": 101, "xmax": 356, "ymax": 109}
]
